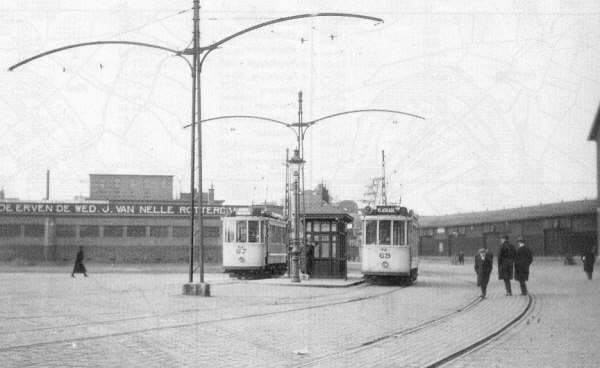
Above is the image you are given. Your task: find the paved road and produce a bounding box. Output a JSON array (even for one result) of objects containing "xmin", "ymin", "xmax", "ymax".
[{"xmin": 0, "ymin": 260, "xmax": 596, "ymax": 367}]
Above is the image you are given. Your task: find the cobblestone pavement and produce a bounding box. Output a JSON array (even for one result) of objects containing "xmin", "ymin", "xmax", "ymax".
[
  {"xmin": 445, "ymin": 261, "xmax": 600, "ymax": 368},
  {"xmin": 0, "ymin": 260, "xmax": 592, "ymax": 367}
]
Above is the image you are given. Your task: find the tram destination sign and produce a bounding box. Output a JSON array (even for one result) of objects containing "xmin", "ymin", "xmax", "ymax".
[{"xmin": 0, "ymin": 202, "xmax": 247, "ymax": 217}]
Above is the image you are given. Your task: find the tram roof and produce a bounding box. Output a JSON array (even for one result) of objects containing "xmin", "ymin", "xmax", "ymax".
[{"xmin": 420, "ymin": 199, "xmax": 598, "ymax": 228}]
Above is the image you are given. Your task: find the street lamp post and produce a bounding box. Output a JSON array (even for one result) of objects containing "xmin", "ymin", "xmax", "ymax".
[
  {"xmin": 8, "ymin": 2, "xmax": 382, "ymax": 294},
  {"xmin": 199, "ymin": 92, "xmax": 425, "ymax": 282}
]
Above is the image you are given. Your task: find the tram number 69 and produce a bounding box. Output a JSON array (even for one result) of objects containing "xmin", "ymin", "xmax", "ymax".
[{"xmin": 379, "ymin": 252, "xmax": 391, "ymax": 259}]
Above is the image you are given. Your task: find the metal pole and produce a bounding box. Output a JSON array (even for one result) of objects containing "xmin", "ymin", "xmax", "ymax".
[
  {"xmin": 195, "ymin": 1, "xmax": 205, "ymax": 284},
  {"xmin": 188, "ymin": 0, "xmax": 199, "ymax": 284},
  {"xmin": 291, "ymin": 168, "xmax": 301, "ymax": 282}
]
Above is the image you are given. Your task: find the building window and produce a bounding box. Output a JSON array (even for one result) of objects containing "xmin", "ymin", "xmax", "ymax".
[
  {"xmin": 149, "ymin": 226, "xmax": 169, "ymax": 238},
  {"xmin": 104, "ymin": 225, "xmax": 123, "ymax": 237},
  {"xmin": 203, "ymin": 226, "xmax": 220, "ymax": 238},
  {"xmin": 127, "ymin": 225, "xmax": 146, "ymax": 237},
  {"xmin": 173, "ymin": 226, "xmax": 190, "ymax": 238},
  {"xmin": 55, "ymin": 225, "xmax": 76, "ymax": 238},
  {"xmin": 0, "ymin": 224, "xmax": 20, "ymax": 237},
  {"xmin": 80, "ymin": 225, "xmax": 100, "ymax": 238},
  {"xmin": 24, "ymin": 224, "xmax": 45, "ymax": 237}
]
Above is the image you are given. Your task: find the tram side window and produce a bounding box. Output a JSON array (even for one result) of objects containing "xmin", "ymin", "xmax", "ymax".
[
  {"xmin": 236, "ymin": 221, "xmax": 247, "ymax": 243},
  {"xmin": 365, "ymin": 220, "xmax": 377, "ymax": 244},
  {"xmin": 248, "ymin": 221, "xmax": 259, "ymax": 243},
  {"xmin": 379, "ymin": 220, "xmax": 391, "ymax": 245},
  {"xmin": 225, "ymin": 222, "xmax": 235, "ymax": 242},
  {"xmin": 393, "ymin": 221, "xmax": 405, "ymax": 245}
]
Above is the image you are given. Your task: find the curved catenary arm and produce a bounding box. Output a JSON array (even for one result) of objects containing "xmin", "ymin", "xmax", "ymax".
[
  {"xmin": 8, "ymin": 41, "xmax": 180, "ymax": 71},
  {"xmin": 203, "ymin": 13, "xmax": 383, "ymax": 51},
  {"xmin": 307, "ymin": 109, "xmax": 425, "ymax": 126},
  {"xmin": 197, "ymin": 115, "xmax": 296, "ymax": 135}
]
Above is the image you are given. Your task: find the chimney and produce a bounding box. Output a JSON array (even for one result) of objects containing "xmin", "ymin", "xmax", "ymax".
[{"xmin": 208, "ymin": 184, "xmax": 215, "ymax": 204}]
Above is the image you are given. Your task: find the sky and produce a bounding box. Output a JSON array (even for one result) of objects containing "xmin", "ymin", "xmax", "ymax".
[{"xmin": 0, "ymin": 0, "xmax": 599, "ymax": 215}]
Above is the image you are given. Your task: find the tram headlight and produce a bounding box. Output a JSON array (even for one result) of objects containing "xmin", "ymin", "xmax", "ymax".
[
  {"xmin": 381, "ymin": 261, "xmax": 389, "ymax": 269},
  {"xmin": 238, "ymin": 257, "xmax": 245, "ymax": 263}
]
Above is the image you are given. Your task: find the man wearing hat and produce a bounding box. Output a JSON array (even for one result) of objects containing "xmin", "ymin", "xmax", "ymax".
[
  {"xmin": 498, "ymin": 235, "xmax": 516, "ymax": 295},
  {"xmin": 514, "ymin": 236, "xmax": 533, "ymax": 295},
  {"xmin": 474, "ymin": 247, "xmax": 493, "ymax": 298}
]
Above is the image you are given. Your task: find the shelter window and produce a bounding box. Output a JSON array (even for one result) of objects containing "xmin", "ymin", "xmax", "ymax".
[
  {"xmin": 379, "ymin": 220, "xmax": 391, "ymax": 245},
  {"xmin": 248, "ymin": 220, "xmax": 259, "ymax": 243},
  {"xmin": 236, "ymin": 221, "xmax": 247, "ymax": 243},
  {"xmin": 305, "ymin": 221, "xmax": 312, "ymax": 232},
  {"xmin": 393, "ymin": 221, "xmax": 405, "ymax": 245},
  {"xmin": 331, "ymin": 223, "xmax": 337, "ymax": 232},
  {"xmin": 321, "ymin": 222, "xmax": 330, "ymax": 232},
  {"xmin": 365, "ymin": 220, "xmax": 377, "ymax": 245}
]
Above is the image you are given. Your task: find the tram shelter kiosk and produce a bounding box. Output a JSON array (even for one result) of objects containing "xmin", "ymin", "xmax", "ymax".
[{"xmin": 302, "ymin": 202, "xmax": 353, "ymax": 279}]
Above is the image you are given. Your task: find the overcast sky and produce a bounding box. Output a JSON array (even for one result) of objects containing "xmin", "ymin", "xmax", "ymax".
[{"xmin": 1, "ymin": 0, "xmax": 599, "ymax": 215}]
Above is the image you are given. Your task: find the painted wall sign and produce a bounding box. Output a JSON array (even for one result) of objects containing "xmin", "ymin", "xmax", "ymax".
[{"xmin": 0, "ymin": 202, "xmax": 250, "ymax": 217}]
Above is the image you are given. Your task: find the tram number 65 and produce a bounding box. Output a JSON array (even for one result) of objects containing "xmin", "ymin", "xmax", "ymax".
[{"xmin": 379, "ymin": 252, "xmax": 391, "ymax": 259}]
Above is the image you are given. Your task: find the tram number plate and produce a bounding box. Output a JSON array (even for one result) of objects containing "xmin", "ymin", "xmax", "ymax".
[
  {"xmin": 236, "ymin": 245, "xmax": 247, "ymax": 254},
  {"xmin": 378, "ymin": 247, "xmax": 391, "ymax": 259}
]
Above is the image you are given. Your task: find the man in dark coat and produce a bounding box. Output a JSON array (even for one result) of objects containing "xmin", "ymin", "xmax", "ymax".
[
  {"xmin": 71, "ymin": 246, "xmax": 88, "ymax": 278},
  {"xmin": 474, "ymin": 248, "xmax": 493, "ymax": 298},
  {"xmin": 498, "ymin": 235, "xmax": 516, "ymax": 295},
  {"xmin": 582, "ymin": 243, "xmax": 597, "ymax": 280},
  {"xmin": 514, "ymin": 237, "xmax": 533, "ymax": 295},
  {"xmin": 304, "ymin": 243, "xmax": 315, "ymax": 279}
]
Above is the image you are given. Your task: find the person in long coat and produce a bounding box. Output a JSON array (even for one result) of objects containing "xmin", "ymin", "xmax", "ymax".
[
  {"xmin": 514, "ymin": 237, "xmax": 533, "ymax": 295},
  {"xmin": 474, "ymin": 248, "xmax": 493, "ymax": 298},
  {"xmin": 304, "ymin": 243, "xmax": 315, "ymax": 279},
  {"xmin": 498, "ymin": 235, "xmax": 516, "ymax": 295},
  {"xmin": 71, "ymin": 246, "xmax": 88, "ymax": 278},
  {"xmin": 582, "ymin": 243, "xmax": 597, "ymax": 280}
]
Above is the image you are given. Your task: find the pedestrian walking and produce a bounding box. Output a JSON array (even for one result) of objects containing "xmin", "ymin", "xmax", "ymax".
[
  {"xmin": 582, "ymin": 243, "xmax": 597, "ymax": 280},
  {"xmin": 304, "ymin": 242, "xmax": 315, "ymax": 280},
  {"xmin": 458, "ymin": 250, "xmax": 465, "ymax": 265},
  {"xmin": 514, "ymin": 237, "xmax": 533, "ymax": 295},
  {"xmin": 498, "ymin": 235, "xmax": 516, "ymax": 295},
  {"xmin": 474, "ymin": 248, "xmax": 493, "ymax": 298},
  {"xmin": 71, "ymin": 246, "xmax": 88, "ymax": 278}
]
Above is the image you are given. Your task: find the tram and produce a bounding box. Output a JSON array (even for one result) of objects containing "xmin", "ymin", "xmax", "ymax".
[
  {"xmin": 222, "ymin": 208, "xmax": 288, "ymax": 278},
  {"xmin": 361, "ymin": 205, "xmax": 419, "ymax": 283}
]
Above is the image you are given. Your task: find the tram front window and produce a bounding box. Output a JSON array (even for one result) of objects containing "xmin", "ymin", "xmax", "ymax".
[
  {"xmin": 248, "ymin": 220, "xmax": 259, "ymax": 243},
  {"xmin": 236, "ymin": 221, "xmax": 247, "ymax": 243},
  {"xmin": 379, "ymin": 220, "xmax": 391, "ymax": 245},
  {"xmin": 393, "ymin": 221, "xmax": 405, "ymax": 245},
  {"xmin": 365, "ymin": 220, "xmax": 377, "ymax": 244}
]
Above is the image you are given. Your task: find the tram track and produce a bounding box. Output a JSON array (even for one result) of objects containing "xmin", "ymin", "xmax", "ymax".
[
  {"xmin": 296, "ymin": 293, "xmax": 533, "ymax": 368},
  {"xmin": 424, "ymin": 294, "xmax": 534, "ymax": 368},
  {"xmin": 0, "ymin": 283, "xmax": 405, "ymax": 352}
]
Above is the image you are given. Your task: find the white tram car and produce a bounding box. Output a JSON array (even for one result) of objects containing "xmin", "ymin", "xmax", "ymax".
[
  {"xmin": 361, "ymin": 205, "xmax": 419, "ymax": 283},
  {"xmin": 222, "ymin": 208, "xmax": 288, "ymax": 278}
]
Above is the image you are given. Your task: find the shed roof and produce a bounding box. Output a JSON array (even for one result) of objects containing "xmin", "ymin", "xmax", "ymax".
[
  {"xmin": 302, "ymin": 192, "xmax": 353, "ymax": 222},
  {"xmin": 420, "ymin": 199, "xmax": 597, "ymax": 228}
]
